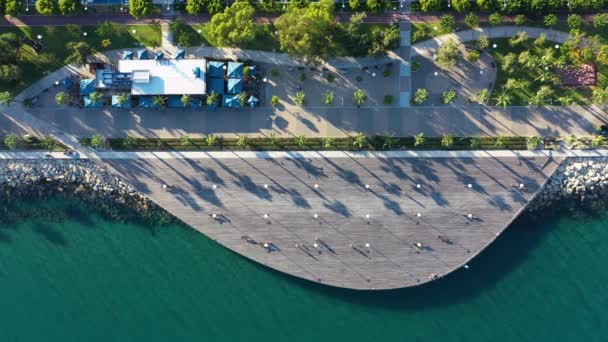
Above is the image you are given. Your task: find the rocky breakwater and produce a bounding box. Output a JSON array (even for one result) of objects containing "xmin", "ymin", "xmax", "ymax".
[
  {"xmin": 0, "ymin": 159, "xmax": 172, "ymax": 224},
  {"xmin": 529, "ymin": 157, "xmax": 608, "ymax": 211}
]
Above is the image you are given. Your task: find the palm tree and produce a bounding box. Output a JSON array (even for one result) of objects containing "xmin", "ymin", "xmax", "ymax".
[
  {"xmin": 89, "ymin": 91, "xmax": 103, "ymax": 104},
  {"xmin": 117, "ymin": 92, "xmax": 130, "ymax": 106},
  {"xmin": 414, "ymin": 133, "xmax": 425, "ymax": 147},
  {"xmin": 238, "ymin": 92, "xmax": 248, "ymax": 108},
  {"xmin": 180, "ymin": 95, "xmax": 193, "ymax": 108},
  {"xmin": 323, "ymin": 137, "xmax": 335, "ymax": 150},
  {"xmin": 352, "ymin": 132, "xmax": 367, "ymax": 150},
  {"xmin": 153, "ymin": 96, "xmax": 167, "ymax": 108},
  {"xmin": 382, "ymin": 134, "xmax": 396, "ymax": 150},
  {"xmin": 494, "ymin": 89, "xmax": 512, "ymax": 108},
  {"xmin": 322, "ymin": 90, "xmax": 334, "ymax": 105},
  {"xmin": 207, "ymin": 91, "xmax": 219, "ymax": 107},
  {"xmin": 353, "ymin": 89, "xmax": 367, "ymax": 108}
]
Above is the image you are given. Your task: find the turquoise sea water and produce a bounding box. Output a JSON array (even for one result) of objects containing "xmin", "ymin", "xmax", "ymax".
[{"xmin": 0, "ymin": 197, "xmax": 606, "ymax": 341}]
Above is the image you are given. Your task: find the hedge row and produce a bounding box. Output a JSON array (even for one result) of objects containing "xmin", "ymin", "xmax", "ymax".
[{"xmin": 96, "ymin": 136, "xmax": 554, "ymax": 151}]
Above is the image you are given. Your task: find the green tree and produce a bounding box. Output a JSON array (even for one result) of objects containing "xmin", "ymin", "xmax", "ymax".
[
  {"xmin": 90, "ymin": 134, "xmax": 105, "ymax": 149},
  {"xmin": 414, "ymin": 133, "xmax": 425, "ymax": 147},
  {"xmin": 152, "ymin": 95, "xmax": 167, "ymax": 108},
  {"xmin": 275, "ymin": 0, "xmax": 336, "ymax": 63},
  {"xmin": 322, "ymin": 90, "xmax": 334, "ymax": 105},
  {"xmin": 349, "ymin": 0, "xmax": 362, "ymax": 10},
  {"xmin": 58, "ymin": 0, "xmax": 82, "ymax": 14},
  {"xmin": 36, "ymin": 0, "xmax": 59, "ymax": 15},
  {"xmin": 96, "ymin": 20, "xmax": 115, "ymax": 37},
  {"xmin": 464, "ymin": 13, "xmax": 480, "ymax": 28},
  {"xmin": 526, "ymin": 136, "xmax": 543, "ymax": 150},
  {"xmin": 207, "ymin": 91, "xmax": 219, "ymax": 106},
  {"xmin": 567, "ymin": 14, "xmax": 582, "ymax": 32},
  {"xmin": 4, "ymin": 133, "xmax": 19, "ymax": 150},
  {"xmin": 0, "ymin": 91, "xmax": 13, "ymax": 105},
  {"xmin": 186, "ymin": 0, "xmax": 205, "ymax": 14},
  {"xmin": 4, "ymin": 0, "xmax": 24, "ymax": 16},
  {"xmin": 544, "ymin": 14, "xmax": 558, "ymax": 27},
  {"xmin": 451, "ymin": 0, "xmax": 470, "ymax": 12},
  {"xmin": 206, "ymin": 0, "xmax": 223, "ymax": 14},
  {"xmin": 534, "ymin": 33, "xmax": 547, "ymax": 46},
  {"xmin": 353, "ymin": 89, "xmax": 367, "ymax": 108},
  {"xmin": 295, "ymin": 91, "xmax": 306, "ymax": 106},
  {"xmin": 441, "ymin": 134, "xmax": 454, "ymax": 149},
  {"xmin": 367, "ymin": 25, "xmax": 400, "ymax": 56},
  {"xmin": 117, "ymin": 93, "xmax": 130, "ymax": 105},
  {"xmin": 592, "ymin": 87, "xmax": 608, "ymax": 105},
  {"xmin": 413, "ymin": 88, "xmax": 429, "ymax": 105},
  {"xmin": 489, "ymin": 12, "xmax": 502, "ymax": 26},
  {"xmin": 181, "ymin": 94, "xmax": 193, "ymax": 107},
  {"xmin": 441, "ymin": 89, "xmax": 457, "ymax": 104},
  {"xmin": 440, "ymin": 14, "xmax": 456, "ymax": 33},
  {"xmin": 501, "ymin": 52, "xmax": 517, "ymax": 74},
  {"xmin": 89, "ymin": 91, "xmax": 103, "ymax": 104},
  {"xmin": 419, "ymin": 0, "xmax": 442, "ymax": 11},
  {"xmin": 494, "ymin": 89, "xmax": 512, "ymax": 108},
  {"xmin": 204, "ymin": 1, "xmax": 255, "ymax": 47},
  {"xmin": 41, "ymin": 136, "xmax": 57, "ymax": 152},
  {"xmin": 129, "ymin": 0, "xmax": 155, "ymax": 19},
  {"xmin": 514, "ymin": 14, "xmax": 527, "ymax": 26},
  {"xmin": 0, "ymin": 65, "xmax": 22, "ymax": 82},
  {"xmin": 531, "ymin": 85, "xmax": 553, "ymax": 106},
  {"xmin": 437, "ymin": 39, "xmax": 460, "ymax": 70},
  {"xmin": 271, "ymin": 95, "xmax": 280, "ymax": 107},
  {"xmin": 366, "ymin": 0, "xmax": 386, "ymax": 12},
  {"xmin": 352, "ymin": 132, "xmax": 367, "ymax": 150},
  {"xmin": 594, "ymin": 13, "xmax": 608, "ymax": 29},
  {"xmin": 64, "ymin": 41, "xmax": 91, "ymax": 65},
  {"xmin": 476, "ymin": 0, "xmax": 497, "ymax": 11},
  {"xmin": 476, "ymin": 89, "xmax": 490, "ymax": 104},
  {"xmin": 55, "ymin": 91, "xmax": 69, "ymax": 105}
]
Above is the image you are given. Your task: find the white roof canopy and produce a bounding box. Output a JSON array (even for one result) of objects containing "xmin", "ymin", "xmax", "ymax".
[{"xmin": 118, "ymin": 59, "xmax": 207, "ymax": 95}]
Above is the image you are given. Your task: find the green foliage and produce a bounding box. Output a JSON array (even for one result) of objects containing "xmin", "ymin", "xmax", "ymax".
[
  {"xmin": 366, "ymin": 0, "xmax": 386, "ymax": 12},
  {"xmin": 526, "ymin": 136, "xmax": 543, "ymax": 150},
  {"xmin": 0, "ymin": 91, "xmax": 13, "ymax": 105},
  {"xmin": 414, "ymin": 133, "xmax": 425, "ymax": 147},
  {"xmin": 207, "ymin": 91, "xmax": 219, "ymax": 106},
  {"xmin": 353, "ymin": 88, "xmax": 367, "ymax": 107},
  {"xmin": 464, "ymin": 13, "xmax": 480, "ymax": 28},
  {"xmin": 383, "ymin": 69, "xmax": 391, "ymax": 77},
  {"xmin": 594, "ymin": 13, "xmax": 608, "ymax": 29},
  {"xmin": 36, "ymin": 0, "xmax": 59, "ymax": 15},
  {"xmin": 441, "ymin": 134, "xmax": 454, "ymax": 149},
  {"xmin": 238, "ymin": 92, "xmax": 248, "ymax": 107},
  {"xmin": 544, "ymin": 14, "xmax": 558, "ymax": 27},
  {"xmin": 494, "ymin": 136, "xmax": 505, "ymax": 148},
  {"xmin": 55, "ymin": 91, "xmax": 69, "ymax": 105},
  {"xmin": 466, "ymin": 49, "xmax": 480, "ymax": 62},
  {"xmin": 268, "ymin": 132, "xmax": 278, "ymax": 149},
  {"xmin": 180, "ymin": 135, "xmax": 193, "ymax": 147},
  {"xmin": 96, "ymin": 21, "xmax": 115, "ymax": 38},
  {"xmin": 514, "ymin": 14, "xmax": 527, "ymax": 26},
  {"xmin": 41, "ymin": 136, "xmax": 58, "ymax": 152},
  {"xmin": 323, "ymin": 137, "xmax": 335, "ymax": 149},
  {"xmin": 297, "ymin": 135, "xmax": 307, "ymax": 149},
  {"xmin": 441, "ymin": 89, "xmax": 457, "ymax": 104},
  {"xmin": 489, "ymin": 12, "xmax": 502, "ymax": 26},
  {"xmin": 123, "ymin": 135, "xmax": 136, "ymax": 149},
  {"xmin": 566, "ymin": 134, "xmax": 577, "ymax": 149},
  {"xmin": 349, "ymin": 0, "xmax": 362, "ymax": 10},
  {"xmin": 299, "ymin": 72, "xmax": 306, "ymax": 82},
  {"xmin": 90, "ymin": 134, "xmax": 105, "ymax": 149},
  {"xmin": 382, "ymin": 134, "xmax": 396, "ymax": 150},
  {"xmin": 437, "ymin": 39, "xmax": 460, "ymax": 70},
  {"xmin": 366, "ymin": 25, "xmax": 400, "ymax": 56},
  {"xmin": 295, "ymin": 91, "xmax": 306, "ymax": 106},
  {"xmin": 440, "ymin": 14, "xmax": 456, "ymax": 33},
  {"xmin": 58, "ymin": 0, "xmax": 82, "ymax": 14},
  {"xmin": 271, "ymin": 95, "xmax": 280, "ymax": 107},
  {"xmin": 592, "ymin": 87, "xmax": 608, "ymax": 105},
  {"xmin": 186, "ymin": 0, "xmax": 205, "ymax": 14},
  {"xmin": 129, "ymin": 0, "xmax": 155, "ymax": 19},
  {"xmin": 275, "ymin": 0, "xmax": 336, "ymax": 63},
  {"xmin": 322, "ymin": 90, "xmax": 334, "ymax": 105},
  {"xmin": 475, "ymin": 89, "xmax": 490, "ymax": 104},
  {"xmin": 0, "ymin": 65, "xmax": 21, "ymax": 82},
  {"xmin": 117, "ymin": 93, "xmax": 130, "ymax": 105},
  {"xmin": 592, "ymin": 135, "xmax": 606, "ymax": 147},
  {"xmin": 567, "ymin": 14, "xmax": 582, "ymax": 32},
  {"xmin": 204, "ymin": 2, "xmax": 255, "ymax": 47},
  {"xmin": 4, "ymin": 0, "xmax": 24, "ymax": 16},
  {"xmin": 181, "ymin": 94, "xmax": 193, "ymax": 107},
  {"xmin": 470, "ymin": 136, "xmax": 481, "ymax": 148},
  {"xmin": 509, "ymin": 31, "xmax": 528, "ymax": 47},
  {"xmin": 206, "ymin": 134, "xmax": 219, "ymax": 147},
  {"xmin": 4, "ymin": 133, "xmax": 19, "ymax": 150},
  {"xmin": 477, "ymin": 34, "xmax": 490, "ymax": 50},
  {"xmin": 89, "ymin": 91, "xmax": 103, "ymax": 104},
  {"xmin": 534, "ymin": 33, "xmax": 547, "ymax": 46},
  {"xmin": 413, "ymin": 88, "xmax": 428, "ymax": 105},
  {"xmin": 236, "ymin": 135, "xmax": 248, "ymax": 148},
  {"xmin": 495, "ymin": 89, "xmax": 512, "ymax": 108},
  {"xmin": 352, "ymin": 132, "xmax": 367, "ymax": 150},
  {"xmin": 64, "ymin": 41, "xmax": 91, "ymax": 65},
  {"xmin": 383, "ymin": 95, "xmax": 394, "ymax": 105},
  {"xmin": 531, "ymin": 85, "xmax": 553, "ymax": 106},
  {"xmin": 270, "ymin": 69, "xmax": 280, "ymax": 77},
  {"xmin": 419, "ymin": 0, "xmax": 442, "ymax": 11},
  {"xmin": 326, "ymin": 74, "xmax": 335, "ymax": 82},
  {"xmin": 152, "ymin": 95, "xmax": 167, "ymax": 108},
  {"xmin": 501, "ymin": 52, "xmax": 518, "ymax": 74},
  {"xmin": 452, "ymin": 0, "xmax": 471, "ymax": 12}
]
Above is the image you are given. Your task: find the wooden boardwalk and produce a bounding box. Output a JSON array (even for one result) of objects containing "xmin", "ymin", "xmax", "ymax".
[{"xmin": 102, "ymin": 155, "xmax": 560, "ymax": 290}]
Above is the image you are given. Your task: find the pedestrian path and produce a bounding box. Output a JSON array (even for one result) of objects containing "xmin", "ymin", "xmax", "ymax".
[{"xmin": 398, "ymin": 19, "xmax": 411, "ymax": 108}]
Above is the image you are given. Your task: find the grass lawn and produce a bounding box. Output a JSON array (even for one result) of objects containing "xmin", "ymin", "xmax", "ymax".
[
  {"xmin": 187, "ymin": 23, "xmax": 393, "ymax": 56},
  {"xmin": 0, "ymin": 24, "xmax": 161, "ymax": 95}
]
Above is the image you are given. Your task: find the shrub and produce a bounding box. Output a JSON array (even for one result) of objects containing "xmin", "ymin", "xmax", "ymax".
[
  {"xmin": 414, "ymin": 133, "xmax": 425, "ymax": 147},
  {"xmin": 526, "ymin": 136, "xmax": 543, "ymax": 150},
  {"xmin": 352, "ymin": 132, "xmax": 367, "ymax": 150},
  {"xmin": 383, "ymin": 95, "xmax": 394, "ymax": 105},
  {"xmin": 470, "ymin": 136, "xmax": 481, "ymax": 148},
  {"xmin": 270, "ymin": 69, "xmax": 280, "ymax": 77},
  {"xmin": 295, "ymin": 91, "xmax": 306, "ymax": 106},
  {"xmin": 437, "ymin": 39, "xmax": 460, "ymax": 69},
  {"xmin": 412, "ymin": 61, "xmax": 422, "ymax": 72},
  {"xmin": 466, "ymin": 50, "xmax": 480, "ymax": 62},
  {"xmin": 594, "ymin": 13, "xmax": 608, "ymax": 29},
  {"xmin": 441, "ymin": 134, "xmax": 454, "ymax": 149},
  {"xmin": 383, "ymin": 69, "xmax": 391, "ymax": 77},
  {"xmin": 489, "ymin": 12, "xmax": 502, "ymax": 26},
  {"xmin": 353, "ymin": 89, "xmax": 367, "ymax": 107},
  {"xmin": 441, "ymin": 89, "xmax": 457, "ymax": 104},
  {"xmin": 476, "ymin": 89, "xmax": 490, "ymax": 104},
  {"xmin": 477, "ymin": 34, "xmax": 489, "ymax": 50},
  {"xmin": 180, "ymin": 135, "xmax": 192, "ymax": 147},
  {"xmin": 514, "ymin": 14, "xmax": 526, "ymax": 26},
  {"xmin": 592, "ymin": 135, "xmax": 606, "ymax": 147},
  {"xmin": 322, "ymin": 90, "xmax": 334, "ymax": 105},
  {"xmin": 323, "ymin": 137, "xmax": 335, "ymax": 149},
  {"xmin": 534, "ymin": 33, "xmax": 547, "ymax": 46},
  {"xmin": 440, "ymin": 14, "xmax": 456, "ymax": 33},
  {"xmin": 494, "ymin": 136, "xmax": 505, "ymax": 148},
  {"xmin": 355, "ymin": 75, "xmax": 363, "ymax": 82},
  {"xmin": 566, "ymin": 134, "xmax": 577, "ymax": 148},
  {"xmin": 568, "ymin": 14, "xmax": 582, "ymax": 32},
  {"xmin": 452, "ymin": 0, "xmax": 470, "ymax": 12},
  {"xmin": 236, "ymin": 136, "xmax": 248, "ymax": 148},
  {"xmin": 509, "ymin": 31, "xmax": 528, "ymax": 47},
  {"xmin": 4, "ymin": 133, "xmax": 19, "ymax": 150},
  {"xmin": 326, "ymin": 74, "xmax": 335, "ymax": 82},
  {"xmin": 206, "ymin": 134, "xmax": 219, "ymax": 147},
  {"xmin": 544, "ymin": 14, "xmax": 558, "ymax": 27},
  {"xmin": 299, "ymin": 72, "xmax": 306, "ymax": 82},
  {"xmin": 90, "ymin": 134, "xmax": 105, "ymax": 149},
  {"xmin": 55, "ymin": 91, "xmax": 69, "ymax": 105},
  {"xmin": 464, "ymin": 13, "xmax": 479, "ymax": 28},
  {"xmin": 123, "ymin": 135, "xmax": 136, "ymax": 149},
  {"xmin": 271, "ymin": 95, "xmax": 280, "ymax": 106},
  {"xmin": 413, "ymin": 88, "xmax": 429, "ymax": 105}
]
